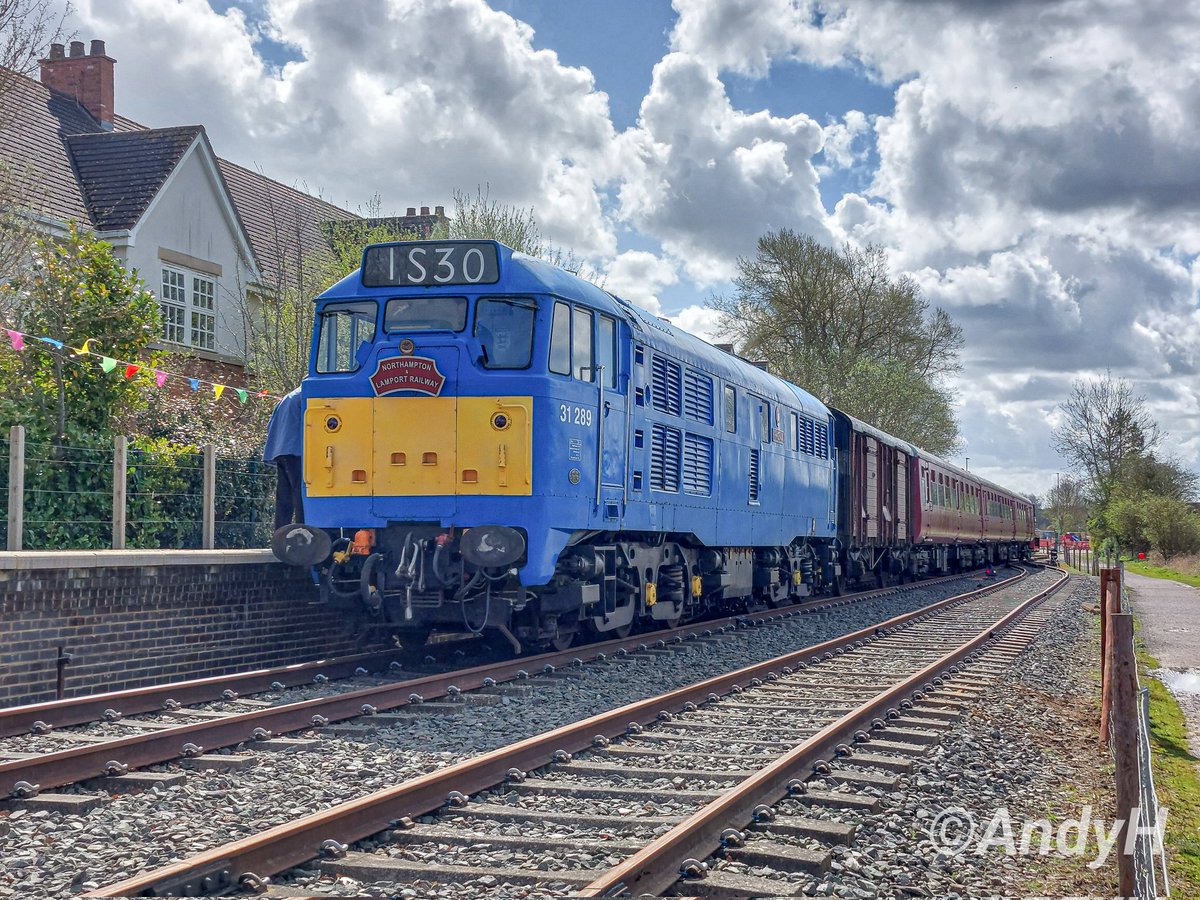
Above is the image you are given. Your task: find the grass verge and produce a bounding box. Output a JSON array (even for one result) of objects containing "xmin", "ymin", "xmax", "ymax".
[
  {"xmin": 1126, "ymin": 559, "xmax": 1200, "ymax": 588},
  {"xmin": 1135, "ymin": 640, "xmax": 1200, "ymax": 894}
]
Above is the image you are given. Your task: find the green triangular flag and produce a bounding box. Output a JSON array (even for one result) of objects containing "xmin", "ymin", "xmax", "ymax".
[
  {"xmin": 236, "ymin": 388, "xmax": 248, "ymax": 405},
  {"xmin": 100, "ymin": 356, "xmax": 117, "ymax": 373}
]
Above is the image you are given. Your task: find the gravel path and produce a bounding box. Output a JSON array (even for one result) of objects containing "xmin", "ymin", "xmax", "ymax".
[
  {"xmin": 0, "ymin": 576, "xmax": 1001, "ymax": 899},
  {"xmin": 1125, "ymin": 570, "xmax": 1200, "ymax": 755}
]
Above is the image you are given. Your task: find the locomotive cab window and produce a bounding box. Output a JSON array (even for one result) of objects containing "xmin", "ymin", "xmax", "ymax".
[
  {"xmin": 384, "ymin": 296, "xmax": 466, "ymax": 332},
  {"xmin": 549, "ymin": 301, "xmax": 614, "ymax": 383},
  {"xmin": 316, "ymin": 301, "xmax": 377, "ymax": 373},
  {"xmin": 549, "ymin": 302, "xmax": 571, "ymax": 375},
  {"xmin": 597, "ymin": 315, "xmax": 617, "ymax": 387},
  {"xmin": 475, "ymin": 297, "xmax": 535, "ymax": 369},
  {"xmin": 724, "ymin": 386, "xmax": 737, "ymax": 433},
  {"xmin": 573, "ymin": 307, "xmax": 594, "ymax": 381}
]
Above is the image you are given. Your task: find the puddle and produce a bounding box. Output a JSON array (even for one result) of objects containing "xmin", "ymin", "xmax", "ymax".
[{"xmin": 1155, "ymin": 669, "xmax": 1200, "ymax": 694}]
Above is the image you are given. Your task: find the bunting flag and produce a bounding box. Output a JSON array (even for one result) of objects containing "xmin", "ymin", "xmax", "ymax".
[{"xmin": 0, "ymin": 325, "xmax": 279, "ymax": 404}]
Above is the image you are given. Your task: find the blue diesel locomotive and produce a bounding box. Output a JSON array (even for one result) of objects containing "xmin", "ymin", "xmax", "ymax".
[{"xmin": 278, "ymin": 239, "xmax": 841, "ymax": 652}]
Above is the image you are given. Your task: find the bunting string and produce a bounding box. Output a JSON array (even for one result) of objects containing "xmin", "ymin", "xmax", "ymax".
[{"xmin": 1, "ymin": 327, "xmax": 278, "ymax": 404}]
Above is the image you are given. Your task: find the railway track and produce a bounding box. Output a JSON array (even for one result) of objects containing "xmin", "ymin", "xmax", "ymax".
[
  {"xmin": 80, "ymin": 564, "xmax": 1065, "ymax": 898},
  {"xmin": 0, "ymin": 573, "xmax": 973, "ymax": 802}
]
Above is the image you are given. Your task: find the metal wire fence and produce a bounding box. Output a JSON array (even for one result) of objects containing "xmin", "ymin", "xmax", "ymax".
[{"xmin": 2, "ymin": 428, "xmax": 273, "ymax": 551}]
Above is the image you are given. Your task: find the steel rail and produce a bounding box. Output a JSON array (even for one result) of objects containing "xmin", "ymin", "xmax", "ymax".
[
  {"xmin": 0, "ymin": 572, "xmax": 973, "ymax": 798},
  {"xmin": 85, "ymin": 567, "xmax": 1036, "ymax": 897},
  {"xmin": 0, "ymin": 649, "xmax": 408, "ymax": 739},
  {"xmin": 578, "ymin": 566, "xmax": 1069, "ymax": 896},
  {"xmin": 1, "ymin": 571, "xmax": 962, "ymax": 741}
]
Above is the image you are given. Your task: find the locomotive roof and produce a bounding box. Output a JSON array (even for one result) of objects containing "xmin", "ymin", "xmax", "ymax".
[{"xmin": 320, "ymin": 240, "xmax": 831, "ymax": 421}]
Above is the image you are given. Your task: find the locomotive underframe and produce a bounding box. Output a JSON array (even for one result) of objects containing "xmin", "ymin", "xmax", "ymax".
[{"xmin": 317, "ymin": 523, "xmax": 847, "ymax": 653}]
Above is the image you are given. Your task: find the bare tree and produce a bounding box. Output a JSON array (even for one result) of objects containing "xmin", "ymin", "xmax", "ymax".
[
  {"xmin": 449, "ymin": 185, "xmax": 600, "ymax": 283},
  {"xmin": 1051, "ymin": 371, "xmax": 1160, "ymax": 502},
  {"xmin": 711, "ymin": 230, "xmax": 964, "ymax": 454},
  {"xmin": 1045, "ymin": 474, "xmax": 1089, "ymax": 536}
]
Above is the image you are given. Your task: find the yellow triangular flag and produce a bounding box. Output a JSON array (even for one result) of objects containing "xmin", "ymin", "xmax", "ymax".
[{"xmin": 213, "ymin": 384, "xmax": 225, "ymax": 400}]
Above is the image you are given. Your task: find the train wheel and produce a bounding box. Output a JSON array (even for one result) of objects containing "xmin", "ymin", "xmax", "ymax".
[{"xmin": 549, "ymin": 614, "xmax": 579, "ymax": 651}]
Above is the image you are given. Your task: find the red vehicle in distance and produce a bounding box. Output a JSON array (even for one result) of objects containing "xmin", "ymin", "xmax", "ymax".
[
  {"xmin": 1032, "ymin": 529, "xmax": 1057, "ymax": 551},
  {"xmin": 1060, "ymin": 532, "xmax": 1090, "ymax": 550}
]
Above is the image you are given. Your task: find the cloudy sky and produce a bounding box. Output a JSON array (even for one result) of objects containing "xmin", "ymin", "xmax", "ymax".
[{"xmin": 61, "ymin": 0, "xmax": 1200, "ymax": 498}]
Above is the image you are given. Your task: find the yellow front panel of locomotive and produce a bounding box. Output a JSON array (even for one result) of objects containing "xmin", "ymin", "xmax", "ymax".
[
  {"xmin": 305, "ymin": 395, "xmax": 533, "ymax": 498},
  {"xmin": 304, "ymin": 397, "xmax": 374, "ymax": 497},
  {"xmin": 455, "ymin": 396, "xmax": 532, "ymax": 496},
  {"xmin": 372, "ymin": 396, "xmax": 459, "ymax": 496}
]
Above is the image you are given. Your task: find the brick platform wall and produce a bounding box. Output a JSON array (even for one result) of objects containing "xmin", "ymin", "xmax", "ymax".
[{"xmin": 0, "ymin": 556, "xmax": 361, "ymax": 707}]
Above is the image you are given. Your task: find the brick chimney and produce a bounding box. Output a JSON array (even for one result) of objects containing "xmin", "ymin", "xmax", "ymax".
[{"xmin": 39, "ymin": 39, "xmax": 115, "ymax": 130}]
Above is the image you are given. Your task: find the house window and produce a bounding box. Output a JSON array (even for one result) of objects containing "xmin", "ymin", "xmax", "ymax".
[
  {"xmin": 191, "ymin": 276, "xmax": 215, "ymax": 350},
  {"xmin": 160, "ymin": 269, "xmax": 185, "ymax": 344},
  {"xmin": 160, "ymin": 266, "xmax": 216, "ymax": 351}
]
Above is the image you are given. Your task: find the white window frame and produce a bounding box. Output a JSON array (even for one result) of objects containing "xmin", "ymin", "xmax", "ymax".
[{"xmin": 159, "ymin": 265, "xmax": 217, "ymax": 351}]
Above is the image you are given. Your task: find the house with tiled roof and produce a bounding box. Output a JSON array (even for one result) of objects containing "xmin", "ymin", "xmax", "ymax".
[{"xmin": 0, "ymin": 38, "xmax": 445, "ymax": 382}]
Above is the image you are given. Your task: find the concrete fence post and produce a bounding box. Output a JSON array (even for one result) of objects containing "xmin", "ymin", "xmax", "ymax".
[
  {"xmin": 202, "ymin": 444, "xmax": 216, "ymax": 550},
  {"xmin": 112, "ymin": 435, "xmax": 127, "ymax": 550},
  {"xmin": 7, "ymin": 424, "xmax": 24, "ymax": 551}
]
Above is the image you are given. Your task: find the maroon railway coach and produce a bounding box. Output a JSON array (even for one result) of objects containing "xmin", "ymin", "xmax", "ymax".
[{"xmin": 833, "ymin": 409, "xmax": 1033, "ymax": 588}]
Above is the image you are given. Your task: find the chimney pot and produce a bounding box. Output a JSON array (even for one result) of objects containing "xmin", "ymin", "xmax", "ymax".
[
  {"xmin": 434, "ymin": 205, "xmax": 444, "ymax": 216},
  {"xmin": 406, "ymin": 207, "xmax": 416, "ymax": 216},
  {"xmin": 49, "ymin": 43, "xmax": 64, "ymax": 60},
  {"xmin": 420, "ymin": 206, "xmax": 430, "ymax": 216},
  {"xmin": 69, "ymin": 40, "xmax": 84, "ymax": 57},
  {"xmin": 89, "ymin": 40, "xmax": 106, "ymax": 56}
]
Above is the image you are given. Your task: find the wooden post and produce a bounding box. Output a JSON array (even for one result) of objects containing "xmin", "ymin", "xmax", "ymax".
[
  {"xmin": 1099, "ymin": 569, "xmax": 1116, "ymax": 677},
  {"xmin": 112, "ymin": 435, "xmax": 127, "ymax": 550},
  {"xmin": 1109, "ymin": 611, "xmax": 1138, "ymax": 899},
  {"xmin": 1099, "ymin": 569, "xmax": 1121, "ymax": 741},
  {"xmin": 201, "ymin": 444, "xmax": 216, "ymax": 550},
  {"xmin": 7, "ymin": 424, "xmax": 24, "ymax": 551}
]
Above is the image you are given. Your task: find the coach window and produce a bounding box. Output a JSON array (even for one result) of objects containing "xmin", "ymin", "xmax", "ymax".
[
  {"xmin": 475, "ymin": 297, "xmax": 535, "ymax": 368},
  {"xmin": 724, "ymin": 386, "xmax": 737, "ymax": 433},
  {"xmin": 316, "ymin": 301, "xmax": 376, "ymax": 373},
  {"xmin": 549, "ymin": 302, "xmax": 571, "ymax": 375},
  {"xmin": 573, "ymin": 307, "xmax": 594, "ymax": 381}
]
